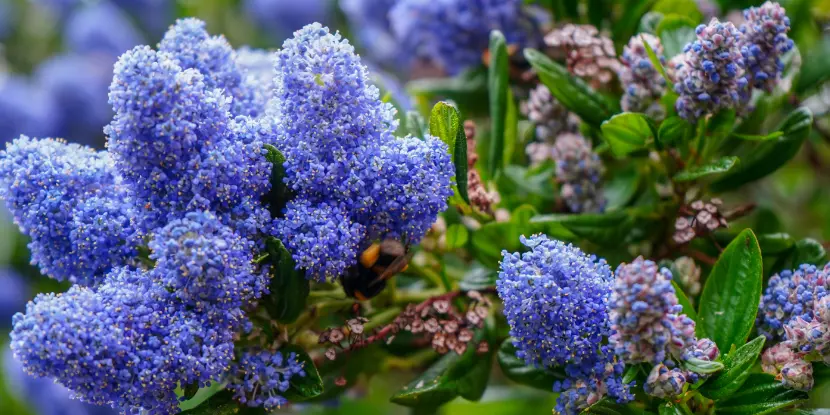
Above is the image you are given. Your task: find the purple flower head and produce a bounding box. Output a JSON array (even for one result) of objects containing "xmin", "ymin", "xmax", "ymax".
[
  {"xmin": 271, "ymin": 23, "xmax": 452, "ymax": 280},
  {"xmin": 619, "ymin": 34, "xmax": 667, "ymax": 118},
  {"xmin": 756, "ymin": 263, "xmax": 829, "ymax": 342},
  {"xmin": 552, "ymin": 132, "xmax": 606, "ymax": 213},
  {"xmin": 149, "ymin": 211, "xmax": 268, "ymax": 309},
  {"xmin": 497, "ymin": 235, "xmax": 631, "ymax": 413},
  {"xmin": 227, "ymin": 349, "xmax": 307, "ymax": 411},
  {"xmin": 740, "ymin": 2, "xmax": 794, "ymax": 92},
  {"xmin": 10, "ymin": 267, "xmax": 240, "ymax": 414},
  {"xmin": 0, "ymin": 137, "xmax": 134, "ymax": 286},
  {"xmin": 389, "ymin": 0, "xmax": 537, "ymax": 75},
  {"xmin": 674, "ymin": 18, "xmax": 748, "ymax": 121},
  {"xmin": 610, "ymin": 258, "xmax": 696, "ymax": 365},
  {"xmin": 0, "ymin": 76, "xmax": 57, "ymax": 142},
  {"xmin": 64, "ymin": 1, "xmax": 142, "ymax": 57}
]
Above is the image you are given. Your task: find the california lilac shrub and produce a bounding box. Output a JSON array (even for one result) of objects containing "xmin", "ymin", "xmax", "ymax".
[{"xmin": 740, "ymin": 1, "xmax": 794, "ymax": 92}]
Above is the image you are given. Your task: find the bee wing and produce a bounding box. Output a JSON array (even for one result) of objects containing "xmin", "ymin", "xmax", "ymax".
[{"xmin": 371, "ymin": 252, "xmax": 414, "ymax": 286}]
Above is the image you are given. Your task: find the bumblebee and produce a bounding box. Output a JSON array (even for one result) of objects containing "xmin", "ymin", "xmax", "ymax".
[{"xmin": 341, "ymin": 240, "xmax": 412, "ymax": 300}]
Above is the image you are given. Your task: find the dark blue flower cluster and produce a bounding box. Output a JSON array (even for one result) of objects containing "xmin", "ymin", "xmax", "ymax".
[
  {"xmin": 227, "ymin": 349, "xmax": 307, "ymax": 411},
  {"xmin": 757, "ymin": 263, "xmax": 829, "ymax": 342},
  {"xmin": 497, "ymin": 235, "xmax": 631, "ymax": 414},
  {"xmin": 271, "ymin": 23, "xmax": 453, "ymax": 281},
  {"xmin": 739, "ymin": 1, "xmax": 794, "ymax": 93},
  {"xmin": 2, "ymin": 18, "xmax": 453, "ymax": 413},
  {"xmin": 389, "ymin": 0, "xmax": 536, "ymax": 75},
  {"xmin": 674, "ymin": 19, "xmax": 748, "ymax": 121}
]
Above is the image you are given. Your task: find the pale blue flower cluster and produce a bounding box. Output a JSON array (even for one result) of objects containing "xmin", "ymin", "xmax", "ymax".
[
  {"xmin": 756, "ymin": 264, "xmax": 829, "ymax": 342},
  {"xmin": 389, "ymin": 0, "xmax": 536, "ymax": 75},
  {"xmin": 497, "ymin": 235, "xmax": 632, "ymax": 414},
  {"xmin": 619, "ymin": 34, "xmax": 667, "ymax": 118},
  {"xmin": 740, "ymin": 2, "xmax": 794, "ymax": 92},
  {"xmin": 270, "ymin": 23, "xmax": 453, "ymax": 281},
  {"xmin": 340, "ymin": 0, "xmax": 405, "ymax": 69},
  {"xmin": 674, "ymin": 19, "xmax": 748, "ymax": 121},
  {"xmin": 228, "ymin": 349, "xmax": 306, "ymax": 411}
]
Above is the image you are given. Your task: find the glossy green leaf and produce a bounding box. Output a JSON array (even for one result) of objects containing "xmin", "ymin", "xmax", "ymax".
[
  {"xmin": 658, "ymin": 402, "xmax": 694, "ymax": 415},
  {"xmin": 503, "ymin": 86, "xmax": 518, "ymax": 172},
  {"xmin": 600, "ymin": 113, "xmax": 656, "ymax": 157},
  {"xmin": 585, "ymin": 398, "xmax": 651, "ymax": 415},
  {"xmin": 262, "ymin": 144, "xmax": 294, "ymax": 216},
  {"xmin": 699, "ymin": 336, "xmax": 765, "ymax": 400},
  {"xmin": 715, "ymin": 374, "xmax": 809, "ymax": 415},
  {"xmin": 707, "ymin": 110, "xmax": 737, "ymax": 142},
  {"xmin": 674, "ymin": 156, "xmax": 739, "ymax": 182},
  {"xmin": 445, "ymin": 224, "xmax": 469, "ymax": 249},
  {"xmin": 391, "ymin": 325, "xmax": 494, "ymax": 407},
  {"xmin": 672, "ymin": 281, "xmax": 699, "ymax": 326},
  {"xmin": 408, "ymin": 68, "xmax": 489, "ymax": 115},
  {"xmin": 262, "ymin": 238, "xmax": 310, "ymax": 324},
  {"xmin": 656, "ymin": 15, "xmax": 696, "ymax": 58},
  {"xmin": 730, "ymin": 131, "xmax": 784, "ymax": 141},
  {"xmin": 459, "ymin": 264, "xmax": 497, "ymax": 291},
  {"xmin": 179, "ymin": 391, "xmax": 239, "ymax": 415},
  {"xmin": 497, "ymin": 339, "xmax": 565, "ymax": 391},
  {"xmin": 792, "ymin": 238, "xmax": 828, "ymax": 266},
  {"xmin": 658, "ymin": 116, "xmax": 694, "ymax": 146},
  {"xmin": 682, "ymin": 356, "xmax": 724, "ymax": 374},
  {"xmin": 524, "ymin": 48, "xmax": 616, "ymax": 126},
  {"xmin": 471, "ymin": 214, "xmax": 574, "ymax": 268},
  {"xmin": 641, "ymin": 34, "xmax": 671, "ymax": 87},
  {"xmin": 501, "ymin": 165, "xmax": 557, "ymax": 200},
  {"xmin": 652, "ymin": 0, "xmax": 702, "ymax": 23},
  {"xmin": 454, "ymin": 113, "xmax": 470, "ymax": 204},
  {"xmin": 531, "ymin": 208, "xmax": 658, "ymax": 248},
  {"xmin": 712, "ymin": 108, "xmax": 812, "ymax": 192},
  {"xmin": 429, "ymin": 102, "xmax": 460, "ymax": 158},
  {"xmin": 487, "ymin": 31, "xmax": 509, "ymax": 178},
  {"xmin": 281, "ymin": 345, "xmax": 324, "ymax": 401},
  {"xmin": 698, "ymin": 229, "xmax": 763, "ymax": 352}
]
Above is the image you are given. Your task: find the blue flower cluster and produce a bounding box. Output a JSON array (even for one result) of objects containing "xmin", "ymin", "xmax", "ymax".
[
  {"xmin": 340, "ymin": 0, "xmax": 407, "ymax": 70},
  {"xmin": 756, "ymin": 263, "xmax": 829, "ymax": 342},
  {"xmin": 739, "ymin": 1, "xmax": 794, "ymax": 92},
  {"xmin": 609, "ymin": 258, "xmax": 698, "ymax": 365},
  {"xmin": 11, "ymin": 267, "xmax": 243, "ymax": 414},
  {"xmin": 3, "ymin": 18, "xmax": 453, "ymax": 413},
  {"xmin": 497, "ymin": 235, "xmax": 631, "ymax": 414},
  {"xmin": 227, "ymin": 349, "xmax": 306, "ymax": 411},
  {"xmin": 552, "ymin": 132, "xmax": 606, "ymax": 213},
  {"xmin": 0, "ymin": 137, "xmax": 134, "ymax": 286},
  {"xmin": 270, "ymin": 23, "xmax": 453, "ymax": 281},
  {"xmin": 389, "ymin": 0, "xmax": 536, "ymax": 75},
  {"xmin": 619, "ymin": 34, "xmax": 667, "ymax": 119},
  {"xmin": 244, "ymin": 0, "xmax": 332, "ymax": 41},
  {"xmin": 674, "ymin": 19, "xmax": 748, "ymax": 121}
]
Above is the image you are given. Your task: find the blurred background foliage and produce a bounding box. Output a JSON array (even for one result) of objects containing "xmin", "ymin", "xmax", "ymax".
[{"xmin": 0, "ymin": 0, "xmax": 828, "ymax": 414}]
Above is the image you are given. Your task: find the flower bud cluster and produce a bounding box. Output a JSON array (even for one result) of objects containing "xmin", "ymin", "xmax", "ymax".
[
  {"xmin": 545, "ymin": 24, "xmax": 620, "ymax": 88},
  {"xmin": 673, "ymin": 199, "xmax": 729, "ymax": 244},
  {"xmin": 619, "ymin": 34, "xmax": 667, "ymax": 119},
  {"xmin": 552, "ymin": 132, "xmax": 606, "ymax": 213},
  {"xmin": 740, "ymin": 2, "xmax": 794, "ymax": 92}
]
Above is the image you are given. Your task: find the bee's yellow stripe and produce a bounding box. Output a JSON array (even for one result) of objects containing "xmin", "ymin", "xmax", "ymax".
[{"xmin": 359, "ymin": 243, "xmax": 381, "ymax": 268}]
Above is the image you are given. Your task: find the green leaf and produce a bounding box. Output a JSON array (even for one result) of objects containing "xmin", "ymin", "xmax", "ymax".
[
  {"xmin": 715, "ymin": 374, "xmax": 809, "ymax": 415},
  {"xmin": 408, "ymin": 68, "xmax": 489, "ymax": 115},
  {"xmin": 600, "ymin": 113, "xmax": 656, "ymax": 158},
  {"xmin": 672, "ymin": 280, "xmax": 699, "ymax": 326},
  {"xmin": 641, "ymin": 34, "xmax": 671, "ymax": 87},
  {"xmin": 638, "ymin": 11, "xmax": 664, "ymax": 34},
  {"xmin": 459, "ymin": 264, "xmax": 497, "ymax": 291},
  {"xmin": 497, "ymin": 339, "xmax": 565, "ymax": 391},
  {"xmin": 501, "ymin": 165, "xmax": 557, "ymax": 200},
  {"xmin": 730, "ymin": 131, "xmax": 784, "ymax": 141},
  {"xmin": 487, "ymin": 31, "xmax": 509, "ymax": 178},
  {"xmin": 445, "ymin": 224, "xmax": 469, "ymax": 249},
  {"xmin": 699, "ymin": 336, "xmax": 765, "ymax": 400},
  {"xmin": 531, "ymin": 208, "xmax": 657, "ymax": 248},
  {"xmin": 658, "ymin": 116, "xmax": 694, "ymax": 146},
  {"xmin": 652, "ymin": 0, "xmax": 702, "ymax": 23},
  {"xmin": 712, "ymin": 108, "xmax": 813, "ymax": 192},
  {"xmin": 262, "ymin": 144, "xmax": 294, "ymax": 216},
  {"xmin": 585, "ymin": 398, "xmax": 651, "ymax": 415},
  {"xmin": 674, "ymin": 156, "xmax": 739, "ymax": 182},
  {"xmin": 454, "ymin": 114, "xmax": 470, "ymax": 204},
  {"xmin": 430, "ymin": 102, "xmax": 460, "ymax": 159},
  {"xmin": 503, "ymin": 85, "xmax": 519, "ymax": 172},
  {"xmin": 179, "ymin": 391, "xmax": 239, "ymax": 415},
  {"xmin": 470, "ymin": 214, "xmax": 574, "ymax": 268},
  {"xmin": 682, "ymin": 356, "xmax": 724, "ymax": 374},
  {"xmin": 281, "ymin": 345, "xmax": 324, "ymax": 401},
  {"xmin": 391, "ymin": 325, "xmax": 494, "ymax": 407},
  {"xmin": 658, "ymin": 402, "xmax": 694, "ymax": 415},
  {"xmin": 524, "ymin": 49, "xmax": 616, "ymax": 126},
  {"xmin": 792, "ymin": 238, "xmax": 828, "ymax": 266},
  {"xmin": 179, "ymin": 382, "xmax": 225, "ymax": 412},
  {"xmin": 707, "ymin": 110, "xmax": 737, "ymax": 142},
  {"xmin": 428, "ymin": 102, "xmax": 470, "ymax": 204},
  {"xmin": 657, "ymin": 14, "xmax": 696, "ymax": 58},
  {"xmin": 262, "ymin": 238, "xmax": 310, "ymax": 324},
  {"xmin": 407, "ymin": 111, "xmax": 427, "ymax": 139},
  {"xmin": 698, "ymin": 229, "xmax": 763, "ymax": 352}
]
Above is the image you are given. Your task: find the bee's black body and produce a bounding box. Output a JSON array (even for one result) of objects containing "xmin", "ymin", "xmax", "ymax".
[{"xmin": 341, "ymin": 240, "xmax": 410, "ymax": 300}]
